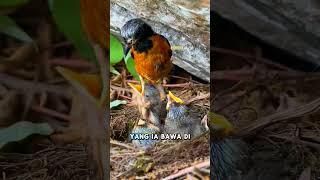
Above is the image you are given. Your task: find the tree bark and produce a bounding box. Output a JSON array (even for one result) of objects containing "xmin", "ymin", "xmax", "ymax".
[
  {"xmin": 212, "ymin": 0, "xmax": 320, "ymax": 68},
  {"xmin": 110, "ymin": 0, "xmax": 210, "ymax": 82}
]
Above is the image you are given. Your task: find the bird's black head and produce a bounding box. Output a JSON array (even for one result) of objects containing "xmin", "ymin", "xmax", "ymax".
[{"xmin": 120, "ymin": 18, "xmax": 154, "ymax": 45}]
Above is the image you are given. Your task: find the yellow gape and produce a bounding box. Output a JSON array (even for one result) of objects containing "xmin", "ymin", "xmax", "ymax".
[
  {"xmin": 128, "ymin": 82, "xmax": 143, "ymax": 96},
  {"xmin": 168, "ymin": 91, "xmax": 184, "ymax": 104},
  {"xmin": 208, "ymin": 111, "xmax": 234, "ymax": 138}
]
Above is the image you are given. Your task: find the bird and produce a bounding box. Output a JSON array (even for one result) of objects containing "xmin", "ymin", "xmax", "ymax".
[
  {"xmin": 209, "ymin": 112, "xmax": 295, "ymax": 180},
  {"xmin": 164, "ymin": 91, "xmax": 205, "ymax": 138},
  {"xmin": 130, "ymin": 118, "xmax": 160, "ymax": 149},
  {"xmin": 128, "ymin": 82, "xmax": 167, "ymax": 126},
  {"xmin": 120, "ymin": 18, "xmax": 173, "ymax": 101},
  {"xmin": 208, "ymin": 112, "xmax": 246, "ymax": 180}
]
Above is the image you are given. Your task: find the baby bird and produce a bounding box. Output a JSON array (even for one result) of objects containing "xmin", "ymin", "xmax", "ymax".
[
  {"xmin": 129, "ymin": 118, "xmax": 160, "ymax": 149},
  {"xmin": 128, "ymin": 83, "xmax": 167, "ymax": 126},
  {"xmin": 208, "ymin": 112, "xmax": 246, "ymax": 180},
  {"xmin": 209, "ymin": 112, "xmax": 293, "ymax": 180},
  {"xmin": 164, "ymin": 91, "xmax": 205, "ymax": 138}
]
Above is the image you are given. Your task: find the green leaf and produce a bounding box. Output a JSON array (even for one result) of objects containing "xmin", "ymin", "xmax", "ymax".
[
  {"xmin": 110, "ymin": 100, "xmax": 127, "ymax": 109},
  {"xmin": 0, "ymin": 0, "xmax": 30, "ymax": 7},
  {"xmin": 124, "ymin": 53, "xmax": 139, "ymax": 81},
  {"xmin": 0, "ymin": 121, "xmax": 54, "ymax": 149},
  {"xmin": 0, "ymin": 15, "xmax": 33, "ymax": 43},
  {"xmin": 48, "ymin": 0, "xmax": 97, "ymax": 63},
  {"xmin": 110, "ymin": 34, "xmax": 123, "ymax": 65},
  {"xmin": 110, "ymin": 65, "xmax": 120, "ymax": 75}
]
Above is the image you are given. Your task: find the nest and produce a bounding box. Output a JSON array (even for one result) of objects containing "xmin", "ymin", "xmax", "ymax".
[
  {"xmin": 110, "ymin": 85, "xmax": 210, "ymax": 179},
  {"xmin": 0, "ymin": 144, "xmax": 90, "ymax": 180},
  {"xmin": 111, "ymin": 134, "xmax": 210, "ymax": 179}
]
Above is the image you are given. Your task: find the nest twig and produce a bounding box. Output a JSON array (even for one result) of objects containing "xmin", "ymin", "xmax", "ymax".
[{"xmin": 0, "ymin": 144, "xmax": 90, "ymax": 180}]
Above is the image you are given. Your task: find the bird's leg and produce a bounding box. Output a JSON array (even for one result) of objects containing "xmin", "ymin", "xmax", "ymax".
[
  {"xmin": 156, "ymin": 84, "xmax": 166, "ymax": 101},
  {"xmin": 158, "ymin": 78, "xmax": 169, "ymax": 100}
]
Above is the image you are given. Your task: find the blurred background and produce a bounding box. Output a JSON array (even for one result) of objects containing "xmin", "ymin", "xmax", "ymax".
[
  {"xmin": 211, "ymin": 1, "xmax": 320, "ymax": 179},
  {"xmin": 0, "ymin": 0, "xmax": 105, "ymax": 179}
]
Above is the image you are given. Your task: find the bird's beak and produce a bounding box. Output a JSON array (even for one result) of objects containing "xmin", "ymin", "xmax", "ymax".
[
  {"xmin": 137, "ymin": 119, "xmax": 146, "ymax": 126},
  {"xmin": 166, "ymin": 91, "xmax": 184, "ymax": 110},
  {"xmin": 168, "ymin": 91, "xmax": 184, "ymax": 104},
  {"xmin": 208, "ymin": 111, "xmax": 234, "ymax": 137},
  {"xmin": 124, "ymin": 43, "xmax": 131, "ymax": 59},
  {"xmin": 128, "ymin": 82, "xmax": 143, "ymax": 96}
]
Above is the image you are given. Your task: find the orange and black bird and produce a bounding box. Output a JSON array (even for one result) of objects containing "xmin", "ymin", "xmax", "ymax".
[{"xmin": 120, "ymin": 18, "xmax": 173, "ymax": 100}]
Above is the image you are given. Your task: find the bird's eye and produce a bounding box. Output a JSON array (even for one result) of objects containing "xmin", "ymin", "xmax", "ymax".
[{"xmin": 127, "ymin": 38, "xmax": 132, "ymax": 45}]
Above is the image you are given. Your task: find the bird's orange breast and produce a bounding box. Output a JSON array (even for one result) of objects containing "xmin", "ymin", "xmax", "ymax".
[{"xmin": 131, "ymin": 35, "xmax": 173, "ymax": 84}]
